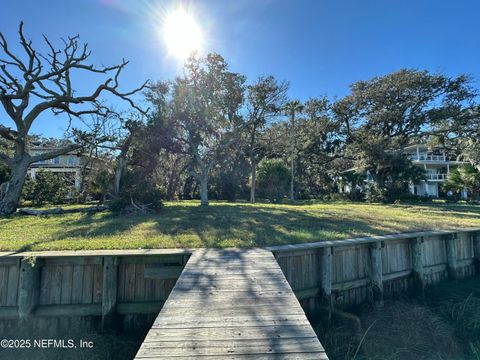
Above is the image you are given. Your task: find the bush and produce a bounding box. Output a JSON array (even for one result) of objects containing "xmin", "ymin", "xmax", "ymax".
[
  {"xmin": 90, "ymin": 169, "xmax": 113, "ymax": 203},
  {"xmin": 0, "ymin": 160, "xmax": 10, "ymax": 184},
  {"xmin": 256, "ymin": 159, "xmax": 291, "ymax": 203},
  {"xmin": 22, "ymin": 171, "xmax": 73, "ymax": 206},
  {"xmin": 109, "ymin": 169, "xmax": 163, "ymax": 212}
]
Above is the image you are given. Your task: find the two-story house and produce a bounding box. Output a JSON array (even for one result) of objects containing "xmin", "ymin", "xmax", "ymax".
[
  {"xmin": 338, "ymin": 144, "xmax": 468, "ymax": 198},
  {"xmin": 403, "ymin": 144, "xmax": 468, "ymax": 198},
  {"xmin": 27, "ymin": 147, "xmax": 90, "ymax": 190}
]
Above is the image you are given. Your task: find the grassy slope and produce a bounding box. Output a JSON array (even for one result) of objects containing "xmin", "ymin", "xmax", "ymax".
[{"xmin": 0, "ymin": 201, "xmax": 479, "ymax": 251}]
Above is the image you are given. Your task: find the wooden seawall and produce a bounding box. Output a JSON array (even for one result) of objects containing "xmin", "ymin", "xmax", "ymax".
[
  {"xmin": 0, "ymin": 249, "xmax": 190, "ymax": 333},
  {"xmin": 0, "ymin": 228, "xmax": 479, "ymax": 357},
  {"xmin": 135, "ymin": 249, "xmax": 327, "ymax": 359},
  {"xmin": 269, "ymin": 228, "xmax": 480, "ymax": 309}
]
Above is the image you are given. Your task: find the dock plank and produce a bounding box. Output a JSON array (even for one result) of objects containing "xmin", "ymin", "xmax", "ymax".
[{"xmin": 135, "ymin": 249, "xmax": 327, "ymax": 359}]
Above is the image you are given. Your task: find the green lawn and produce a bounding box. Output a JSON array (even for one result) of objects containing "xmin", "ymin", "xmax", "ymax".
[{"xmin": 0, "ymin": 201, "xmax": 479, "ymax": 251}]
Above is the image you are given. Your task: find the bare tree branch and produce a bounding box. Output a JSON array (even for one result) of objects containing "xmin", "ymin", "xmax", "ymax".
[{"xmin": 29, "ymin": 143, "xmax": 83, "ymax": 163}]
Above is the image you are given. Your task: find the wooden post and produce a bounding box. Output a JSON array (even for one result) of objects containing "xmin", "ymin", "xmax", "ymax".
[
  {"xmin": 473, "ymin": 231, "xmax": 480, "ymax": 274},
  {"xmin": 319, "ymin": 247, "xmax": 333, "ymax": 321},
  {"xmin": 411, "ymin": 237, "xmax": 426, "ymax": 297},
  {"xmin": 369, "ymin": 241, "xmax": 383, "ymax": 307},
  {"xmin": 445, "ymin": 233, "xmax": 458, "ymax": 280},
  {"xmin": 18, "ymin": 257, "xmax": 40, "ymax": 319},
  {"xmin": 102, "ymin": 256, "xmax": 118, "ymax": 329}
]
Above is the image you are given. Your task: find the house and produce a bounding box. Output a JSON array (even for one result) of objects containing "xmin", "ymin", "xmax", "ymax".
[
  {"xmin": 403, "ymin": 144, "xmax": 467, "ymax": 198},
  {"xmin": 27, "ymin": 147, "xmax": 91, "ymax": 190},
  {"xmin": 339, "ymin": 144, "xmax": 468, "ymax": 198}
]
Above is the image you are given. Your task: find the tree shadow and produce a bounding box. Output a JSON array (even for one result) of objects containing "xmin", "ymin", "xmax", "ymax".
[{"xmin": 49, "ymin": 203, "xmax": 419, "ymax": 249}]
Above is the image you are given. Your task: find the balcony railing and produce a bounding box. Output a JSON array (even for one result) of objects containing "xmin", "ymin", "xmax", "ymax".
[
  {"xmin": 426, "ymin": 173, "xmax": 446, "ymax": 181},
  {"xmin": 408, "ymin": 154, "xmax": 446, "ymax": 161}
]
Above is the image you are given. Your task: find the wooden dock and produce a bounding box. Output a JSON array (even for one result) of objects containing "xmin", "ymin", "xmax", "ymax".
[{"xmin": 135, "ymin": 248, "xmax": 328, "ymax": 359}]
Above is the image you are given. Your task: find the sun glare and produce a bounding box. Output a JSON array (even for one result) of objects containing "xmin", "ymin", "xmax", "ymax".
[{"xmin": 163, "ymin": 7, "xmax": 203, "ymax": 60}]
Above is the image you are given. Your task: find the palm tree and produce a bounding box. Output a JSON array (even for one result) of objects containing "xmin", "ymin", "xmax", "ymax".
[
  {"xmin": 284, "ymin": 100, "xmax": 304, "ymax": 201},
  {"xmin": 444, "ymin": 164, "xmax": 480, "ymax": 200}
]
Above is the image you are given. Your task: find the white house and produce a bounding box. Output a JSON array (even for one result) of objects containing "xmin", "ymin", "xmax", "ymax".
[
  {"xmin": 403, "ymin": 144, "xmax": 467, "ymax": 198},
  {"xmin": 27, "ymin": 147, "xmax": 89, "ymax": 190},
  {"xmin": 339, "ymin": 144, "xmax": 468, "ymax": 198}
]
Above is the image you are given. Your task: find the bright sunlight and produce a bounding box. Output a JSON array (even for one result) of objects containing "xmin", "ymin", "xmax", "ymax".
[{"xmin": 162, "ymin": 7, "xmax": 204, "ymax": 60}]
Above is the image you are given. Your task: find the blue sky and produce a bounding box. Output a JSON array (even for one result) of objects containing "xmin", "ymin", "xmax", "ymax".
[{"xmin": 2, "ymin": 0, "xmax": 480, "ymax": 138}]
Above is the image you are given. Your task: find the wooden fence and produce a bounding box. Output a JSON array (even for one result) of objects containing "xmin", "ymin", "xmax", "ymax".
[{"xmin": 269, "ymin": 228, "xmax": 480, "ymax": 310}]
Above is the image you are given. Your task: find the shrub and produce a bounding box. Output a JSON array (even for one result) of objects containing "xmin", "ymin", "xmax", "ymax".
[
  {"xmin": 256, "ymin": 159, "xmax": 290, "ymax": 203},
  {"xmin": 22, "ymin": 171, "xmax": 73, "ymax": 206},
  {"xmin": 109, "ymin": 169, "xmax": 163, "ymax": 212}
]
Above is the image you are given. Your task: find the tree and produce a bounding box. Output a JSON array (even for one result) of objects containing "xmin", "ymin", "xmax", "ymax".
[
  {"xmin": 284, "ymin": 100, "xmax": 304, "ymax": 200},
  {"xmin": 90, "ymin": 169, "xmax": 113, "ymax": 204},
  {"xmin": 432, "ymin": 105, "xmax": 480, "ymax": 170},
  {"xmin": 256, "ymin": 159, "xmax": 290, "ymax": 203},
  {"xmin": 22, "ymin": 171, "xmax": 71, "ymax": 206},
  {"xmin": 171, "ymin": 53, "xmax": 245, "ymax": 206},
  {"xmin": 444, "ymin": 164, "xmax": 480, "ymax": 200},
  {"xmin": 245, "ymin": 76, "xmax": 288, "ymax": 203},
  {"xmin": 334, "ymin": 69, "xmax": 474, "ymax": 197},
  {"xmin": 294, "ymin": 97, "xmax": 343, "ymax": 198},
  {"xmin": 0, "ymin": 22, "xmax": 147, "ymax": 215}
]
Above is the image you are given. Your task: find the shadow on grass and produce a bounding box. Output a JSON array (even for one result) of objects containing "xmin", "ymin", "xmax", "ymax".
[
  {"xmin": 13, "ymin": 201, "xmax": 480, "ymax": 251},
  {"xmin": 48, "ymin": 203, "xmax": 387, "ymax": 248}
]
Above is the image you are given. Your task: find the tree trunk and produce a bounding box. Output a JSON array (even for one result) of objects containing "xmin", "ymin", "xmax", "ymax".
[
  {"xmin": 113, "ymin": 155, "xmax": 127, "ymax": 197},
  {"xmin": 290, "ymin": 156, "xmax": 295, "ymax": 201},
  {"xmin": 0, "ymin": 156, "xmax": 30, "ymax": 216},
  {"xmin": 250, "ymin": 156, "xmax": 257, "ymax": 203},
  {"xmin": 199, "ymin": 166, "xmax": 209, "ymax": 206}
]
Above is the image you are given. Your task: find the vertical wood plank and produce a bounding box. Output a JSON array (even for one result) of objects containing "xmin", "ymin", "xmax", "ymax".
[
  {"xmin": 49, "ymin": 265, "xmax": 62, "ymax": 305},
  {"xmin": 18, "ymin": 258, "xmax": 40, "ymax": 318},
  {"xmin": 60, "ymin": 265, "xmax": 73, "ymax": 305},
  {"xmin": 124, "ymin": 264, "xmax": 136, "ymax": 302},
  {"xmin": 6, "ymin": 265, "xmax": 19, "ymax": 306},
  {"xmin": 71, "ymin": 264, "xmax": 84, "ymax": 304},
  {"xmin": 319, "ymin": 247, "xmax": 333, "ymax": 312},
  {"xmin": 369, "ymin": 241, "xmax": 383, "ymax": 306},
  {"xmin": 93, "ymin": 265, "xmax": 103, "ymax": 304},
  {"xmin": 474, "ymin": 231, "xmax": 480, "ymax": 274},
  {"xmin": 102, "ymin": 256, "xmax": 118, "ymax": 329},
  {"xmin": 0, "ymin": 266, "xmax": 7, "ymax": 305},
  {"xmin": 82, "ymin": 265, "xmax": 94, "ymax": 304},
  {"xmin": 445, "ymin": 233, "xmax": 459, "ymax": 280},
  {"xmin": 411, "ymin": 237, "xmax": 425, "ymax": 297}
]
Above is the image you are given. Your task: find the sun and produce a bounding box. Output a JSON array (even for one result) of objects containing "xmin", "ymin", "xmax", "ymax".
[{"xmin": 162, "ymin": 7, "xmax": 203, "ymax": 60}]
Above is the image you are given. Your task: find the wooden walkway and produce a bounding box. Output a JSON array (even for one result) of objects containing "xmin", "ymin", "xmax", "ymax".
[{"xmin": 135, "ymin": 248, "xmax": 328, "ymax": 359}]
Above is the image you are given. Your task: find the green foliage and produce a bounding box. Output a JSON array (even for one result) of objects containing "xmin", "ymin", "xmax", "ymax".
[
  {"xmin": 109, "ymin": 169, "xmax": 163, "ymax": 212},
  {"xmin": 0, "ymin": 160, "xmax": 10, "ymax": 184},
  {"xmin": 256, "ymin": 159, "xmax": 291, "ymax": 202},
  {"xmin": 334, "ymin": 69, "xmax": 474, "ymax": 203},
  {"xmin": 90, "ymin": 169, "xmax": 113, "ymax": 203},
  {"xmin": 444, "ymin": 164, "xmax": 480, "ymax": 200},
  {"xmin": 22, "ymin": 171, "xmax": 73, "ymax": 206},
  {"xmin": 364, "ymin": 157, "xmax": 426, "ymax": 203}
]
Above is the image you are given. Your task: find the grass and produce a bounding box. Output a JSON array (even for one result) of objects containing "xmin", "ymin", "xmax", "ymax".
[{"xmin": 0, "ymin": 200, "xmax": 480, "ymax": 251}]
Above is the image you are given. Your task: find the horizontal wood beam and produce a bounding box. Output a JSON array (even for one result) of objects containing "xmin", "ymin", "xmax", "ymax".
[
  {"xmin": 117, "ymin": 302, "xmax": 164, "ymax": 314},
  {"xmin": 35, "ymin": 304, "xmax": 102, "ymax": 317},
  {"xmin": 144, "ymin": 265, "xmax": 184, "ymax": 279},
  {"xmin": 268, "ymin": 228, "xmax": 480, "ymax": 253}
]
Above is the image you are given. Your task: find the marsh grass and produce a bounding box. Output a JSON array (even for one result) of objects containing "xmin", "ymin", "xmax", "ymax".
[{"xmin": 316, "ymin": 277, "xmax": 480, "ymax": 360}]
